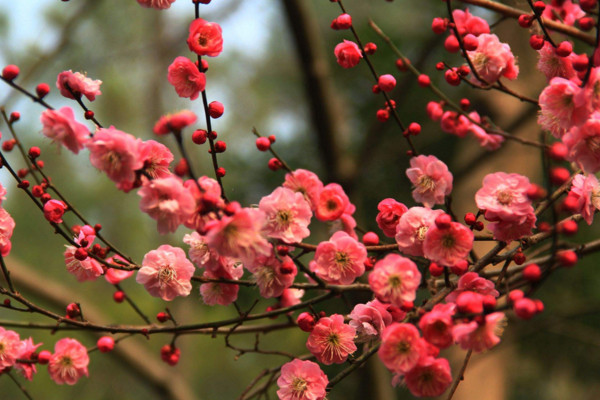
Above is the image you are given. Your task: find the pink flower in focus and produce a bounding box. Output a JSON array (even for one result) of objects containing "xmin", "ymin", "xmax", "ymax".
[
  {"xmin": 43, "ymin": 199, "xmax": 67, "ymax": 224},
  {"xmin": 395, "ymin": 206, "xmax": 444, "ymax": 257},
  {"xmin": 0, "ymin": 327, "xmax": 24, "ymax": 370},
  {"xmin": 368, "ymin": 253, "xmax": 421, "ymax": 306},
  {"xmin": 138, "ymin": 140, "xmax": 174, "ymax": 180},
  {"xmin": 452, "ymin": 9, "xmax": 490, "ymax": 36},
  {"xmin": 187, "ymin": 19, "xmax": 223, "ymax": 57},
  {"xmin": 183, "ymin": 231, "xmax": 211, "ymax": 267},
  {"xmin": 315, "ymin": 183, "xmax": 350, "ymax": 221},
  {"xmin": 475, "ymin": 172, "xmax": 534, "ymax": 221},
  {"xmin": 136, "ymin": 245, "xmax": 195, "ymax": 301},
  {"xmin": 306, "ymin": 314, "xmax": 357, "ymax": 365},
  {"xmin": 418, "ymin": 303, "xmax": 456, "ymax": 349},
  {"xmin": 537, "ymin": 42, "xmax": 577, "ymax": 81},
  {"xmin": 200, "ymin": 266, "xmax": 240, "ymax": 306},
  {"xmin": 468, "ymin": 34, "xmax": 518, "ymax": 84},
  {"xmin": 404, "ymin": 357, "xmax": 453, "ymax": 397},
  {"xmin": 0, "ymin": 207, "xmax": 15, "ymax": 256},
  {"xmin": 569, "ymin": 173, "xmax": 600, "ymax": 225},
  {"xmin": 406, "ymin": 155, "xmax": 453, "ymax": 208},
  {"xmin": 86, "ymin": 126, "xmax": 143, "ymax": 187},
  {"xmin": 138, "ymin": 176, "xmax": 195, "ymax": 234},
  {"xmin": 15, "ymin": 337, "xmax": 42, "ymax": 381},
  {"xmin": 259, "ymin": 187, "xmax": 312, "ymax": 243},
  {"xmin": 349, "ymin": 299, "xmax": 393, "ymax": 342},
  {"xmin": 205, "ymin": 206, "xmax": 271, "ymax": 268},
  {"xmin": 378, "ymin": 323, "xmax": 426, "ymax": 374},
  {"xmin": 104, "ymin": 255, "xmax": 134, "ymax": 284},
  {"xmin": 48, "ymin": 338, "xmax": 89, "ymax": 385},
  {"xmin": 276, "ymin": 359, "xmax": 328, "ymax": 400},
  {"xmin": 423, "ymin": 222, "xmax": 474, "ymax": 266},
  {"xmin": 167, "ymin": 57, "xmax": 205, "ymax": 100},
  {"xmin": 445, "ymin": 272, "xmax": 499, "ymax": 303},
  {"xmin": 542, "ymin": 0, "xmax": 584, "ymax": 26},
  {"xmin": 453, "ymin": 312, "xmax": 506, "ymax": 352},
  {"xmin": 64, "ymin": 246, "xmax": 104, "ymax": 282},
  {"xmin": 40, "ymin": 107, "xmax": 90, "ymax": 154},
  {"xmin": 183, "ymin": 176, "xmax": 225, "ymax": 231},
  {"xmin": 136, "ymin": 0, "xmax": 176, "ymax": 9},
  {"xmin": 538, "ymin": 77, "xmax": 590, "ymax": 138},
  {"xmin": 282, "ymin": 169, "xmax": 324, "ymax": 210},
  {"xmin": 488, "ymin": 213, "xmax": 536, "ymax": 242},
  {"xmin": 154, "ymin": 110, "xmax": 197, "ymax": 135},
  {"xmin": 376, "ymin": 198, "xmax": 408, "ymax": 237},
  {"xmin": 309, "ymin": 231, "xmax": 367, "ymax": 285},
  {"xmin": 563, "ymin": 112, "xmax": 600, "ymax": 173},
  {"xmin": 247, "ymin": 254, "xmax": 297, "ymax": 299},
  {"xmin": 56, "ymin": 70, "xmax": 102, "ymax": 101},
  {"xmin": 334, "ymin": 40, "xmax": 362, "ymax": 68}
]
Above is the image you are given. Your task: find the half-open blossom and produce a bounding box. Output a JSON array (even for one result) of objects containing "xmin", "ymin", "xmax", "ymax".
[
  {"xmin": 537, "ymin": 42, "xmax": 577, "ymax": 81},
  {"xmin": 0, "ymin": 207, "xmax": 15, "ymax": 256},
  {"xmin": 48, "ymin": 338, "xmax": 89, "ymax": 385},
  {"xmin": 104, "ymin": 258, "xmax": 135, "ymax": 285},
  {"xmin": 315, "ymin": 183, "xmax": 350, "ymax": 221},
  {"xmin": 538, "ymin": 77, "xmax": 590, "ymax": 138},
  {"xmin": 167, "ymin": 56, "xmax": 205, "ymax": 100},
  {"xmin": 349, "ymin": 299, "xmax": 393, "ymax": 342},
  {"xmin": 86, "ymin": 126, "xmax": 143, "ymax": 188},
  {"xmin": 306, "ymin": 314, "xmax": 357, "ymax": 365},
  {"xmin": 153, "ymin": 110, "xmax": 197, "ymax": 135},
  {"xmin": 279, "ymin": 288, "xmax": 304, "ymax": 308},
  {"xmin": 43, "ymin": 199, "xmax": 67, "ymax": 224},
  {"xmin": 56, "ymin": 70, "xmax": 102, "ymax": 101},
  {"xmin": 467, "ymin": 111, "xmax": 504, "ymax": 150},
  {"xmin": 310, "ymin": 231, "xmax": 367, "ymax": 285},
  {"xmin": 187, "ymin": 18, "xmax": 223, "ymax": 57},
  {"xmin": 14, "ymin": 337, "xmax": 42, "ymax": 381},
  {"xmin": 138, "ymin": 139, "xmax": 173, "ymax": 180},
  {"xmin": 563, "ymin": 112, "xmax": 600, "ymax": 173},
  {"xmin": 453, "ymin": 312, "xmax": 506, "ymax": 352},
  {"xmin": 276, "ymin": 359, "xmax": 328, "ymax": 400},
  {"xmin": 64, "ymin": 245, "xmax": 104, "ymax": 282},
  {"xmin": 467, "ymin": 33, "xmax": 518, "ymax": 84},
  {"xmin": 368, "ymin": 253, "xmax": 421, "ymax": 306},
  {"xmin": 376, "ymin": 198, "xmax": 408, "ymax": 237},
  {"xmin": 395, "ymin": 207, "xmax": 444, "ymax": 257},
  {"xmin": 200, "ymin": 266, "xmax": 240, "ymax": 306},
  {"xmin": 423, "ymin": 222, "xmax": 474, "ymax": 266},
  {"xmin": 138, "ymin": 176, "xmax": 195, "ymax": 234},
  {"xmin": 404, "ymin": 357, "xmax": 453, "ymax": 397},
  {"xmin": 136, "ymin": 0, "xmax": 176, "ymax": 9},
  {"xmin": 0, "ymin": 327, "xmax": 23, "ymax": 370},
  {"xmin": 282, "ymin": 169, "xmax": 324, "ymax": 210},
  {"xmin": 445, "ymin": 272, "xmax": 499, "ymax": 303},
  {"xmin": 378, "ymin": 323, "xmax": 426, "ymax": 373},
  {"xmin": 183, "ymin": 176, "xmax": 225, "ymax": 232},
  {"xmin": 541, "ymin": 0, "xmax": 584, "ymax": 26},
  {"xmin": 183, "ymin": 231, "xmax": 211, "ymax": 267},
  {"xmin": 40, "ymin": 107, "xmax": 90, "ymax": 154},
  {"xmin": 452, "ymin": 8, "xmax": 490, "ymax": 36},
  {"xmin": 136, "ymin": 245, "xmax": 194, "ymax": 301},
  {"xmin": 334, "ymin": 40, "xmax": 362, "ymax": 68},
  {"xmin": 259, "ymin": 187, "xmax": 312, "ymax": 243},
  {"xmin": 418, "ymin": 303, "xmax": 456, "ymax": 349},
  {"xmin": 488, "ymin": 213, "xmax": 536, "ymax": 242},
  {"xmin": 569, "ymin": 173, "xmax": 600, "ymax": 225},
  {"xmin": 406, "ymin": 155, "xmax": 453, "ymax": 208}
]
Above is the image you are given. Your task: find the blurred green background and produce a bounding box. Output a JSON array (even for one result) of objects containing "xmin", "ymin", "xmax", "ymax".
[{"xmin": 0, "ymin": 0, "xmax": 599, "ymax": 399}]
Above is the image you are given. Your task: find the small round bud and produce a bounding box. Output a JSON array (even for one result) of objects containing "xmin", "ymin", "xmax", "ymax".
[
  {"xmin": 256, "ymin": 137, "xmax": 271, "ymax": 151},
  {"xmin": 508, "ymin": 289, "xmax": 524, "ymax": 304},
  {"xmin": 572, "ymin": 54, "xmax": 590, "ymax": 72},
  {"xmin": 450, "ymin": 260, "xmax": 469, "ymax": 276},
  {"xmin": 529, "ymin": 35, "xmax": 545, "ymax": 50},
  {"xmin": 156, "ymin": 312, "xmax": 170, "ymax": 322},
  {"xmin": 113, "ymin": 290, "xmax": 125, "ymax": 303},
  {"xmin": 362, "ymin": 231, "xmax": 379, "ymax": 246},
  {"xmin": 408, "ymin": 122, "xmax": 421, "ymax": 135},
  {"xmin": 376, "ymin": 109, "xmax": 389, "ymax": 122},
  {"xmin": 523, "ymin": 264, "xmax": 542, "ymax": 282},
  {"xmin": 514, "ymin": 298, "xmax": 537, "ymax": 320},
  {"xmin": 84, "ymin": 110, "xmax": 94, "ymax": 120},
  {"xmin": 192, "ymin": 129, "xmax": 208, "ymax": 145},
  {"xmin": 66, "ymin": 303, "xmax": 81, "ymax": 318},
  {"xmin": 549, "ymin": 167, "xmax": 570, "ymax": 186},
  {"xmin": 208, "ymin": 101, "xmax": 224, "ymax": 118},
  {"xmin": 378, "ymin": 74, "xmax": 396, "ymax": 92},
  {"xmin": 444, "ymin": 35, "xmax": 460, "ymax": 53},
  {"xmin": 434, "ymin": 213, "xmax": 452, "ymax": 229},
  {"xmin": 36, "ymin": 83, "xmax": 50, "ymax": 98},
  {"xmin": 28, "ymin": 147, "xmax": 41, "ymax": 159},
  {"xmin": 518, "ymin": 14, "xmax": 533, "ymax": 28},
  {"xmin": 464, "ymin": 212, "xmax": 476, "ymax": 225},
  {"xmin": 297, "ymin": 312, "xmax": 316, "ymax": 332},
  {"xmin": 417, "ymin": 74, "xmax": 431, "ymax": 87},
  {"xmin": 578, "ymin": 17, "xmax": 595, "ymax": 31},
  {"xmin": 37, "ymin": 350, "xmax": 52, "ymax": 365},
  {"xmin": 336, "ymin": 13, "xmax": 352, "ymax": 29},
  {"xmin": 267, "ymin": 158, "xmax": 282, "ymax": 171},
  {"xmin": 428, "ymin": 262, "xmax": 444, "ymax": 277},
  {"xmin": 555, "ymin": 41, "xmax": 573, "ymax": 58},
  {"xmin": 1, "ymin": 65, "xmax": 19, "ymax": 81},
  {"xmin": 216, "ymin": 167, "xmax": 226, "ymax": 177},
  {"xmin": 74, "ymin": 248, "xmax": 88, "ymax": 261},
  {"xmin": 9, "ymin": 112, "xmax": 20, "ymax": 123},
  {"xmin": 431, "ymin": 17, "xmax": 448, "ymax": 34},
  {"xmin": 214, "ymin": 140, "xmax": 227, "ymax": 153},
  {"xmin": 463, "ymin": 34, "xmax": 478, "ymax": 51},
  {"xmin": 364, "ymin": 42, "xmax": 377, "ymax": 55},
  {"xmin": 559, "ymin": 219, "xmax": 578, "ymax": 236},
  {"xmin": 444, "ymin": 69, "xmax": 460, "ymax": 86},
  {"xmin": 97, "ymin": 336, "xmax": 115, "ymax": 353},
  {"xmin": 513, "ymin": 251, "xmax": 526, "ymax": 265},
  {"xmin": 400, "ymin": 300, "xmax": 414, "ymax": 312}
]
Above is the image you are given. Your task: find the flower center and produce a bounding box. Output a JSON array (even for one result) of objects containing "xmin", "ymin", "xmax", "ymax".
[
  {"xmin": 158, "ymin": 265, "xmax": 176, "ymax": 284},
  {"xmin": 327, "ymin": 333, "xmax": 340, "ymax": 346},
  {"xmin": 334, "ymin": 251, "xmax": 350, "ymax": 269},
  {"xmin": 397, "ymin": 340, "xmax": 411, "ymax": 354},
  {"xmin": 441, "ymin": 233, "xmax": 455, "ymax": 249},
  {"xmin": 586, "ymin": 135, "xmax": 600, "ymax": 153},
  {"xmin": 60, "ymin": 355, "xmax": 73, "ymax": 367},
  {"xmin": 276, "ymin": 210, "xmax": 291, "ymax": 226},
  {"xmin": 198, "ymin": 34, "xmax": 208, "ymax": 47},
  {"xmin": 496, "ymin": 190, "xmax": 513, "ymax": 205},
  {"xmin": 291, "ymin": 377, "xmax": 308, "ymax": 396},
  {"xmin": 388, "ymin": 275, "xmax": 402, "ymax": 288},
  {"xmin": 417, "ymin": 175, "xmax": 436, "ymax": 192},
  {"xmin": 416, "ymin": 225, "xmax": 428, "ymax": 241}
]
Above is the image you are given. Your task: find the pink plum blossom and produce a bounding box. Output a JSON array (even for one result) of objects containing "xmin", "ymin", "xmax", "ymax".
[
  {"xmin": 315, "ymin": 183, "xmax": 350, "ymax": 221},
  {"xmin": 404, "ymin": 357, "xmax": 453, "ymax": 397},
  {"xmin": 183, "ymin": 176, "xmax": 225, "ymax": 231},
  {"xmin": 467, "ymin": 33, "xmax": 518, "ymax": 83},
  {"xmin": 14, "ymin": 337, "xmax": 42, "ymax": 381},
  {"xmin": 406, "ymin": 155, "xmax": 453, "ymax": 208},
  {"xmin": 138, "ymin": 176, "xmax": 196, "ymax": 234},
  {"xmin": 167, "ymin": 56, "xmax": 206, "ymax": 100},
  {"xmin": 309, "ymin": 231, "xmax": 367, "ymax": 285},
  {"xmin": 64, "ymin": 246, "xmax": 104, "ymax": 282},
  {"xmin": 200, "ymin": 266, "xmax": 240, "ymax": 306},
  {"xmin": 537, "ymin": 42, "xmax": 577, "ymax": 81},
  {"xmin": 563, "ymin": 112, "xmax": 600, "ymax": 173},
  {"xmin": 183, "ymin": 231, "xmax": 211, "ymax": 267},
  {"xmin": 538, "ymin": 77, "xmax": 591, "ymax": 138},
  {"xmin": 136, "ymin": 245, "xmax": 195, "ymax": 301},
  {"xmin": 276, "ymin": 359, "xmax": 328, "ymax": 400},
  {"xmin": 187, "ymin": 18, "xmax": 223, "ymax": 57},
  {"xmin": 40, "ymin": 107, "xmax": 90, "ymax": 154},
  {"xmin": 423, "ymin": 222, "xmax": 474, "ymax": 266},
  {"xmin": 376, "ymin": 198, "xmax": 408, "ymax": 237},
  {"xmin": 282, "ymin": 169, "xmax": 324, "ymax": 210},
  {"xmin": 542, "ymin": 0, "xmax": 584, "ymax": 26},
  {"xmin": 259, "ymin": 187, "xmax": 312, "ymax": 243},
  {"xmin": 48, "ymin": 338, "xmax": 89, "ymax": 385},
  {"xmin": 488, "ymin": 214, "xmax": 536, "ymax": 242},
  {"xmin": 136, "ymin": 0, "xmax": 176, "ymax": 9},
  {"xmin": 104, "ymin": 255, "xmax": 134, "ymax": 284},
  {"xmin": 395, "ymin": 206, "xmax": 444, "ymax": 257},
  {"xmin": 153, "ymin": 110, "xmax": 197, "ymax": 135},
  {"xmin": 378, "ymin": 323, "xmax": 426, "ymax": 374},
  {"xmin": 368, "ymin": 253, "xmax": 421, "ymax": 306},
  {"xmin": 569, "ymin": 173, "xmax": 600, "ymax": 225},
  {"xmin": 86, "ymin": 126, "xmax": 143, "ymax": 189},
  {"xmin": 475, "ymin": 172, "xmax": 534, "ymax": 221},
  {"xmin": 56, "ymin": 70, "xmax": 102, "ymax": 101},
  {"xmin": 138, "ymin": 140, "xmax": 174, "ymax": 180},
  {"xmin": 452, "ymin": 9, "xmax": 490, "ymax": 36},
  {"xmin": 306, "ymin": 314, "xmax": 357, "ymax": 365},
  {"xmin": 349, "ymin": 299, "xmax": 393, "ymax": 342},
  {"xmin": 279, "ymin": 288, "xmax": 305, "ymax": 308},
  {"xmin": 453, "ymin": 312, "xmax": 506, "ymax": 352},
  {"xmin": 0, "ymin": 327, "xmax": 24, "ymax": 370},
  {"xmin": 418, "ymin": 303, "xmax": 456, "ymax": 349},
  {"xmin": 0, "ymin": 207, "xmax": 15, "ymax": 256},
  {"xmin": 445, "ymin": 272, "xmax": 499, "ymax": 303},
  {"xmin": 43, "ymin": 199, "xmax": 67, "ymax": 224},
  {"xmin": 334, "ymin": 40, "xmax": 362, "ymax": 68},
  {"xmin": 246, "ymin": 254, "xmax": 297, "ymax": 299}
]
